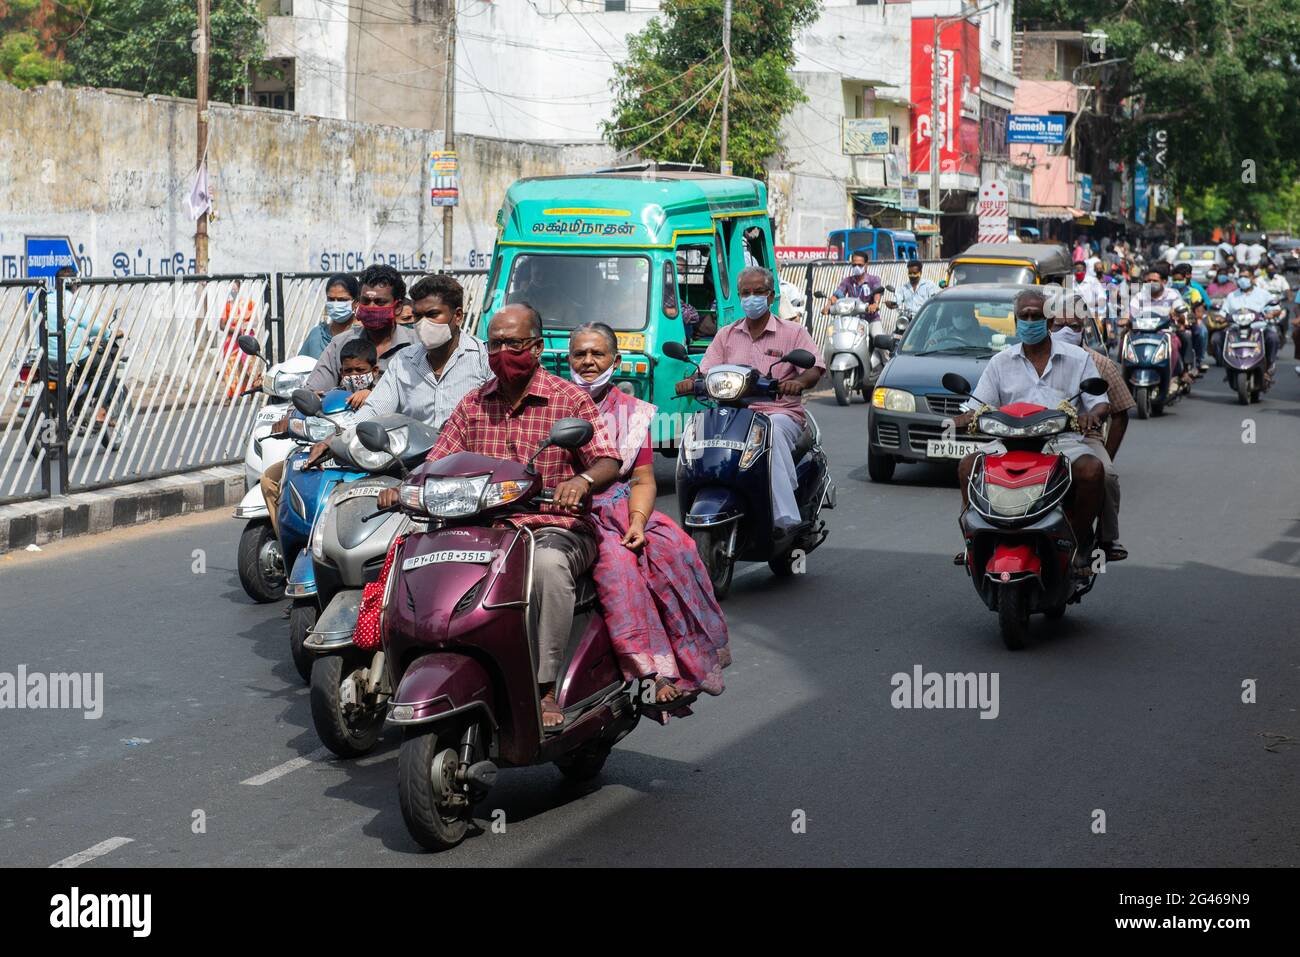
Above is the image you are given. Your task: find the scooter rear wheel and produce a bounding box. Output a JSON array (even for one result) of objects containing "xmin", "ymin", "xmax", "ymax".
[
  {"xmin": 288, "ymin": 600, "xmax": 317, "ymax": 684},
  {"xmin": 554, "ymin": 742, "xmax": 611, "ymax": 782},
  {"xmin": 310, "ymin": 654, "xmax": 383, "ymax": 758},
  {"xmin": 237, "ymin": 521, "xmax": 285, "ymax": 603},
  {"xmin": 398, "ymin": 725, "xmax": 471, "ymax": 851},
  {"xmin": 998, "ymin": 583, "xmax": 1030, "ymax": 651}
]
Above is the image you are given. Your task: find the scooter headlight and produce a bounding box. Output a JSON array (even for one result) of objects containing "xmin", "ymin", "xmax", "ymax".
[
  {"xmin": 738, "ymin": 418, "xmax": 768, "ymax": 470},
  {"xmin": 398, "ymin": 481, "xmax": 427, "ymax": 514},
  {"xmin": 482, "ymin": 479, "xmax": 530, "ymax": 509},
  {"xmin": 1152, "ymin": 338, "xmax": 1169, "ymax": 364},
  {"xmin": 1122, "ymin": 337, "xmax": 1137, "ymax": 363},
  {"xmin": 290, "ymin": 416, "xmax": 335, "ymax": 442},
  {"xmin": 705, "ymin": 369, "xmax": 750, "ymax": 401},
  {"xmin": 422, "ymin": 474, "xmax": 490, "ymax": 518},
  {"xmin": 871, "ymin": 387, "xmax": 915, "ymax": 413},
  {"xmin": 977, "ymin": 416, "xmax": 1013, "ymax": 437},
  {"xmin": 265, "ymin": 369, "xmax": 309, "ymax": 399},
  {"xmin": 985, "ymin": 481, "xmax": 1050, "ymax": 518},
  {"xmin": 346, "ymin": 425, "xmax": 407, "ymax": 471},
  {"xmin": 310, "ymin": 497, "xmax": 332, "ymax": 561}
]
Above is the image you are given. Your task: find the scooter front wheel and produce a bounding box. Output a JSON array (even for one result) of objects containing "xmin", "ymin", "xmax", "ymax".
[
  {"xmin": 237, "ymin": 521, "xmax": 285, "ymax": 603},
  {"xmin": 1134, "ymin": 387, "xmax": 1150, "ymax": 419},
  {"xmin": 288, "ymin": 599, "xmax": 317, "ymax": 684},
  {"xmin": 1236, "ymin": 372, "xmax": 1250, "ymax": 405},
  {"xmin": 691, "ymin": 528, "xmax": 735, "ymax": 601},
  {"xmin": 398, "ymin": 725, "xmax": 472, "ymax": 852},
  {"xmin": 310, "ymin": 654, "xmax": 383, "ymax": 758},
  {"xmin": 831, "ymin": 370, "xmax": 852, "ymax": 406},
  {"xmin": 997, "ymin": 582, "xmax": 1030, "ymax": 651}
]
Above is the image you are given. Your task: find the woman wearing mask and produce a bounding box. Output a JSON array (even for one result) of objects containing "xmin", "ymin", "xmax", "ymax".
[
  {"xmin": 298, "ymin": 274, "xmax": 359, "ymax": 359},
  {"xmin": 568, "ymin": 322, "xmax": 731, "ymax": 718}
]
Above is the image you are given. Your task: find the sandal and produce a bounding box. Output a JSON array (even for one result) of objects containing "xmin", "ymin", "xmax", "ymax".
[
  {"xmin": 640, "ymin": 677, "xmax": 698, "ymax": 714},
  {"xmin": 540, "ymin": 690, "xmax": 567, "ymax": 733},
  {"xmin": 1101, "ymin": 541, "xmax": 1128, "ymax": 562}
]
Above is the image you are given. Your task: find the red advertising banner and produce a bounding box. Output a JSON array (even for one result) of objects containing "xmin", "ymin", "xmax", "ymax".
[{"xmin": 910, "ymin": 17, "xmax": 981, "ymax": 178}]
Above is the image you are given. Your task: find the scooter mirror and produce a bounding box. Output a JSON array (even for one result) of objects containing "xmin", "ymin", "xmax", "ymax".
[
  {"xmin": 884, "ymin": 284, "xmax": 896, "ymax": 293},
  {"xmin": 782, "ymin": 349, "xmax": 817, "ymax": 370},
  {"xmin": 236, "ymin": 334, "xmax": 261, "ymax": 358},
  {"xmin": 812, "ymin": 290, "xmax": 827, "ymax": 299},
  {"xmin": 546, "ymin": 417, "xmax": 595, "ymax": 451},
  {"xmin": 941, "ymin": 372, "xmax": 973, "ymax": 396},
  {"xmin": 292, "ymin": 388, "xmax": 323, "ymax": 417},
  {"xmin": 662, "ymin": 341, "xmax": 690, "ymax": 362},
  {"xmin": 355, "ymin": 420, "xmax": 390, "ymax": 453},
  {"xmin": 1079, "ymin": 376, "xmax": 1109, "ymax": 396}
]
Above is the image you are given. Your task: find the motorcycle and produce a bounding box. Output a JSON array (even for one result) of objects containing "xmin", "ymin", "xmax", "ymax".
[
  {"xmin": 1206, "ymin": 296, "xmax": 1229, "ymax": 364},
  {"xmin": 278, "ymin": 388, "xmax": 365, "ymax": 682},
  {"xmin": 231, "ymin": 334, "xmax": 316, "ymax": 603},
  {"xmin": 943, "ymin": 372, "xmax": 1111, "ymax": 650},
  {"xmin": 664, "ymin": 341, "xmax": 835, "ymax": 600},
  {"xmin": 1121, "ymin": 306, "xmax": 1187, "ymax": 418},
  {"xmin": 22, "ymin": 330, "xmax": 131, "ymax": 459},
  {"xmin": 303, "ymin": 414, "xmax": 438, "ymax": 758},
  {"xmin": 355, "ymin": 417, "xmax": 642, "ymax": 851},
  {"xmin": 815, "ymin": 291, "xmax": 882, "ymax": 406},
  {"xmin": 1221, "ymin": 307, "xmax": 1271, "ymax": 405}
]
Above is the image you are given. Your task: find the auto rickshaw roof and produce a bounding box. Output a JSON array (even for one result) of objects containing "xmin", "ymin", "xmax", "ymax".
[{"xmin": 953, "ymin": 243, "xmax": 1073, "ymax": 274}]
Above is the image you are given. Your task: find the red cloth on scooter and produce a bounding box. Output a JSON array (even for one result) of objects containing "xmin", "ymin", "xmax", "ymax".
[
  {"xmin": 588, "ymin": 388, "xmax": 732, "ymax": 722},
  {"xmin": 353, "ymin": 534, "xmax": 405, "ymax": 650}
]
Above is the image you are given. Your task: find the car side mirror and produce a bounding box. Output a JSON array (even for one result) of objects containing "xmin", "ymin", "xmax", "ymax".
[
  {"xmin": 941, "ymin": 372, "xmax": 973, "ymax": 396},
  {"xmin": 292, "ymin": 388, "xmax": 323, "ymax": 417},
  {"xmin": 237, "ymin": 334, "xmax": 261, "ymax": 358},
  {"xmin": 546, "ymin": 417, "xmax": 594, "ymax": 451},
  {"xmin": 356, "ymin": 420, "xmax": 390, "ymax": 453},
  {"xmin": 872, "ymin": 334, "xmax": 896, "ymax": 352},
  {"xmin": 1080, "ymin": 377, "xmax": 1109, "ymax": 396},
  {"xmin": 782, "ymin": 349, "xmax": 816, "ymax": 370}
]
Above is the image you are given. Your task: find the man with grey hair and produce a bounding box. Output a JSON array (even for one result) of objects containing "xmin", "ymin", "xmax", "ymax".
[{"xmin": 688, "ymin": 266, "xmax": 825, "ymax": 534}]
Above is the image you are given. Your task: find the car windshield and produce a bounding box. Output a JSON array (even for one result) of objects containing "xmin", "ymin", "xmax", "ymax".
[
  {"xmin": 899, "ymin": 298, "xmax": 1019, "ymax": 355},
  {"xmin": 949, "ymin": 263, "xmax": 1035, "ymax": 286},
  {"xmin": 505, "ymin": 254, "xmax": 650, "ymax": 331}
]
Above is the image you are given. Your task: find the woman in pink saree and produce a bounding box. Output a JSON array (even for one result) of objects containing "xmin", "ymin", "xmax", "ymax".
[{"xmin": 568, "ymin": 323, "xmax": 730, "ymax": 718}]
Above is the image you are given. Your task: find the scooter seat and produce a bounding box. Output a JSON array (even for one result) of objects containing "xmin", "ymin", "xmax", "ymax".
[{"xmin": 573, "ymin": 573, "xmax": 598, "ymax": 613}]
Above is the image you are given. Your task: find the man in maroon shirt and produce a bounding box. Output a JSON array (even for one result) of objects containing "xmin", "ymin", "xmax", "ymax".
[{"xmin": 381, "ymin": 303, "xmax": 622, "ymax": 728}]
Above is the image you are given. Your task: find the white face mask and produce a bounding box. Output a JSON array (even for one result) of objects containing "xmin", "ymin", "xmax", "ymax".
[
  {"xmin": 1051, "ymin": 326, "xmax": 1082, "ymax": 347},
  {"xmin": 570, "ymin": 364, "xmax": 615, "ymax": 394},
  {"xmin": 417, "ymin": 317, "xmax": 453, "ymax": 350}
]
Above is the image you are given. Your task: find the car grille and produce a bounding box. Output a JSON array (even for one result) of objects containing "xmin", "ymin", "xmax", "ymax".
[
  {"xmin": 907, "ymin": 423, "xmax": 946, "ymax": 454},
  {"xmin": 875, "ymin": 421, "xmax": 901, "ymax": 449},
  {"xmin": 926, "ymin": 393, "xmax": 966, "ymax": 417}
]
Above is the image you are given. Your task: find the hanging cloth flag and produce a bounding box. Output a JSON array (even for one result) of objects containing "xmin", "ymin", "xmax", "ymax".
[{"xmin": 184, "ymin": 159, "xmax": 213, "ymax": 221}]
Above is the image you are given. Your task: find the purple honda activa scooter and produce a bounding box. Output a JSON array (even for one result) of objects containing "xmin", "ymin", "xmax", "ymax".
[{"xmin": 354, "ymin": 417, "xmax": 640, "ymax": 852}]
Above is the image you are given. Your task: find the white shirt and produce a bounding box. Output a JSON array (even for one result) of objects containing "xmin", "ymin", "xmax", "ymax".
[
  {"xmin": 1073, "ymin": 274, "xmax": 1109, "ymax": 317},
  {"xmin": 1245, "ymin": 243, "xmax": 1266, "ymax": 266},
  {"xmin": 1128, "ymin": 284, "xmax": 1186, "ymax": 319},
  {"xmin": 965, "ymin": 338, "xmax": 1105, "ymax": 414},
  {"xmin": 1235, "ymin": 243, "xmax": 1250, "ymax": 263},
  {"xmin": 354, "ymin": 331, "xmax": 492, "ymax": 430},
  {"xmin": 896, "ymin": 277, "xmax": 941, "ymax": 314},
  {"xmin": 1214, "ymin": 242, "xmax": 1235, "ymax": 267},
  {"xmin": 1223, "ymin": 285, "xmax": 1277, "ymax": 314}
]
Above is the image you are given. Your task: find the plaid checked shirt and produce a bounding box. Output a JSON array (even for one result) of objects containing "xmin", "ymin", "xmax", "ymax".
[
  {"xmin": 428, "ymin": 368, "xmax": 620, "ymax": 529},
  {"xmin": 1085, "ymin": 346, "xmax": 1134, "ymax": 438}
]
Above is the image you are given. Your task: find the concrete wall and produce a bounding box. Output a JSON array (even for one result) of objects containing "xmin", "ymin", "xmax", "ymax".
[{"xmin": 0, "ymin": 83, "xmax": 613, "ymax": 278}]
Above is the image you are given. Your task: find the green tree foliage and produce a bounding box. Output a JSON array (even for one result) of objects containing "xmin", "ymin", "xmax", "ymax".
[
  {"xmin": 605, "ymin": 0, "xmax": 820, "ymax": 178},
  {"xmin": 0, "ymin": 0, "xmax": 73, "ymax": 88},
  {"xmin": 1019, "ymin": 0, "xmax": 1300, "ymax": 227},
  {"xmin": 64, "ymin": 0, "xmax": 265, "ymax": 103}
]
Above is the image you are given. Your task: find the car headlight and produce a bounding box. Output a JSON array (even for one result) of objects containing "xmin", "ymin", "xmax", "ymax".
[
  {"xmin": 422, "ymin": 474, "xmax": 490, "ymax": 518},
  {"xmin": 266, "ymin": 370, "xmax": 308, "ymax": 399},
  {"xmin": 705, "ymin": 369, "xmax": 749, "ymax": 401},
  {"xmin": 738, "ymin": 418, "xmax": 768, "ymax": 470},
  {"xmin": 872, "ymin": 387, "xmax": 915, "ymax": 413}
]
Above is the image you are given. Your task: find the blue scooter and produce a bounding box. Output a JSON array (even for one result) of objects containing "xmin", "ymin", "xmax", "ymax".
[
  {"xmin": 663, "ymin": 341, "xmax": 835, "ymax": 599},
  {"xmin": 1121, "ymin": 306, "xmax": 1188, "ymax": 419},
  {"xmin": 279, "ymin": 388, "xmax": 365, "ymax": 682}
]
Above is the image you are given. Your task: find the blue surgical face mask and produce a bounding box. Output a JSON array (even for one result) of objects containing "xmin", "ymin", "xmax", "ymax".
[
  {"xmin": 1016, "ymin": 318, "xmax": 1049, "ymax": 344},
  {"xmin": 325, "ymin": 301, "xmax": 354, "ymax": 324},
  {"xmin": 1217, "ymin": 273, "xmax": 1228, "ymax": 283},
  {"xmin": 1237, "ymin": 277, "xmax": 1253, "ymax": 290},
  {"xmin": 741, "ymin": 294, "xmax": 770, "ymax": 320}
]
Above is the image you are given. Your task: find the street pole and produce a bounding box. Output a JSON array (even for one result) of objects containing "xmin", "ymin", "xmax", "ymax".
[
  {"xmin": 195, "ymin": 0, "xmax": 209, "ymax": 274},
  {"xmin": 719, "ymin": 0, "xmax": 731, "ymax": 174},
  {"xmin": 442, "ymin": 11, "xmax": 457, "ymax": 268},
  {"xmin": 928, "ymin": 14, "xmax": 940, "ymax": 258}
]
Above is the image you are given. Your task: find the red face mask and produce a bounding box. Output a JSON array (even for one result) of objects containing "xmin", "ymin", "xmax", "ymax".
[
  {"xmin": 357, "ymin": 304, "xmax": 395, "ymax": 330},
  {"xmin": 488, "ymin": 345, "xmax": 539, "ymax": 388}
]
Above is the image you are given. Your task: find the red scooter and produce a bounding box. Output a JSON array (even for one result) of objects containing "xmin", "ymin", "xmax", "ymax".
[
  {"xmin": 355, "ymin": 418, "xmax": 640, "ymax": 851},
  {"xmin": 942, "ymin": 372, "xmax": 1110, "ymax": 650}
]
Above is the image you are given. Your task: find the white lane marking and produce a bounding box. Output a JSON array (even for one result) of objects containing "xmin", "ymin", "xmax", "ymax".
[
  {"xmin": 355, "ymin": 750, "xmax": 398, "ymax": 767},
  {"xmin": 50, "ymin": 836, "xmax": 134, "ymax": 868},
  {"xmin": 240, "ymin": 747, "xmax": 331, "ymax": 786}
]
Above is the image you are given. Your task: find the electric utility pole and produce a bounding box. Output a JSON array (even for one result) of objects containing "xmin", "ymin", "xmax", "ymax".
[
  {"xmin": 719, "ymin": 0, "xmax": 732, "ymax": 175},
  {"xmin": 442, "ymin": 10, "xmax": 457, "ymax": 267},
  {"xmin": 196, "ymin": 0, "xmax": 210, "ymax": 273}
]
